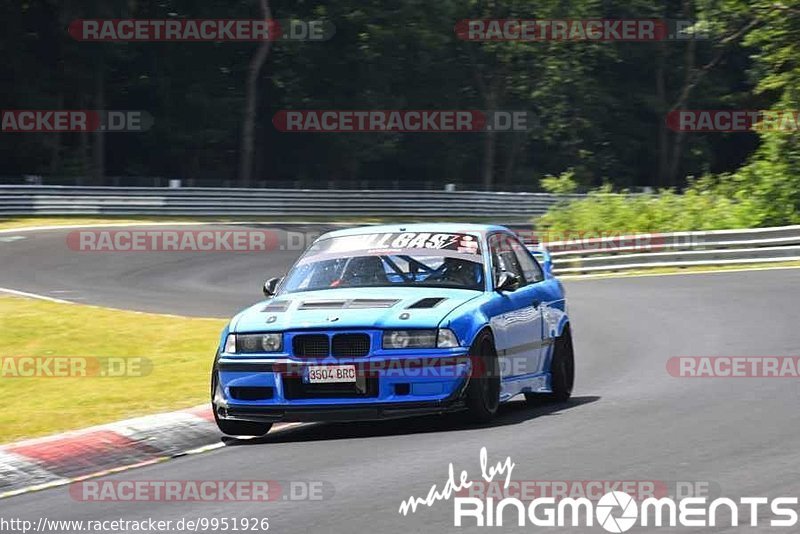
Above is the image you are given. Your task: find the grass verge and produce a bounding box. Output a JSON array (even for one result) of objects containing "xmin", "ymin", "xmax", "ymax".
[
  {"xmin": 0, "ymin": 214, "xmax": 523, "ymax": 231},
  {"xmin": 0, "ymin": 217, "xmax": 180, "ymax": 231},
  {"xmin": 0, "ymin": 295, "xmax": 226, "ymax": 443}
]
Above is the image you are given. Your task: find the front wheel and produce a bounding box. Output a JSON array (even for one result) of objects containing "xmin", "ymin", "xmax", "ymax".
[
  {"xmin": 526, "ymin": 325, "xmax": 574, "ymax": 404},
  {"xmin": 465, "ymin": 331, "xmax": 501, "ymax": 423}
]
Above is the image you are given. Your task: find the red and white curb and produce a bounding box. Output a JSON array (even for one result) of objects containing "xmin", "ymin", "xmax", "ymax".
[{"xmin": 0, "ymin": 405, "xmax": 298, "ymax": 499}]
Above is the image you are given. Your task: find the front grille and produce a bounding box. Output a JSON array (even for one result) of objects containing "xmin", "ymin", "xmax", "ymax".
[
  {"xmin": 282, "ymin": 375, "xmax": 378, "ymax": 399},
  {"xmin": 292, "ymin": 334, "xmax": 329, "ymax": 358},
  {"xmin": 332, "ymin": 333, "xmax": 371, "ymax": 358}
]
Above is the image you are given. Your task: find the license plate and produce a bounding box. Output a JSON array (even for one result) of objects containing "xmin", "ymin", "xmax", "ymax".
[{"xmin": 307, "ymin": 365, "xmax": 357, "ymax": 383}]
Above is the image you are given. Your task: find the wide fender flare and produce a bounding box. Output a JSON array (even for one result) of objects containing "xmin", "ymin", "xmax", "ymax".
[
  {"xmin": 555, "ymin": 315, "xmax": 570, "ymax": 339},
  {"xmin": 441, "ymin": 309, "xmax": 494, "ymax": 351}
]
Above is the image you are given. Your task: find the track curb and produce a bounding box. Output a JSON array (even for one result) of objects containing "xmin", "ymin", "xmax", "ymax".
[{"xmin": 0, "ymin": 404, "xmax": 293, "ymax": 500}]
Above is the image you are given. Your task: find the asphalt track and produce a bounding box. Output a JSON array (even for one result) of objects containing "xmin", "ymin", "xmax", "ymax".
[{"xmin": 1, "ymin": 223, "xmax": 800, "ymax": 533}]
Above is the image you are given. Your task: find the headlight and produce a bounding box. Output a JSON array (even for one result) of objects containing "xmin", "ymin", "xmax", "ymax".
[
  {"xmin": 436, "ymin": 328, "xmax": 460, "ymax": 348},
  {"xmin": 224, "ymin": 334, "xmax": 237, "ymax": 353},
  {"xmin": 225, "ymin": 333, "xmax": 283, "ymax": 353},
  {"xmin": 382, "ymin": 329, "xmax": 459, "ymax": 349}
]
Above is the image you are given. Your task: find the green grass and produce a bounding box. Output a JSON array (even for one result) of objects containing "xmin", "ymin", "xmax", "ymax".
[
  {"xmin": 0, "ymin": 217, "xmax": 178, "ymax": 231},
  {"xmin": 0, "ymin": 295, "xmax": 226, "ymax": 443},
  {"xmin": 0, "ymin": 214, "xmax": 520, "ymax": 232}
]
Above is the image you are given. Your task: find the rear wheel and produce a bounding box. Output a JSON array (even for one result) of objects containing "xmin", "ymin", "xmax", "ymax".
[
  {"xmin": 526, "ymin": 325, "xmax": 574, "ymax": 404},
  {"xmin": 211, "ymin": 365, "xmax": 273, "ymax": 437},
  {"xmin": 465, "ymin": 331, "xmax": 501, "ymax": 423}
]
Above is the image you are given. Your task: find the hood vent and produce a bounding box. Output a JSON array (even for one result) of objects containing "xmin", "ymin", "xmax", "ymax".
[
  {"xmin": 298, "ymin": 299, "xmax": 399, "ymax": 310},
  {"xmin": 262, "ymin": 300, "xmax": 291, "ymax": 312},
  {"xmin": 348, "ymin": 299, "xmax": 398, "ymax": 309},
  {"xmin": 407, "ymin": 297, "xmax": 446, "ymax": 309}
]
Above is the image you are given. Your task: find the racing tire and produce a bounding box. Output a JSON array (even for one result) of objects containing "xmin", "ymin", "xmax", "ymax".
[
  {"xmin": 211, "ymin": 365, "xmax": 273, "ymax": 437},
  {"xmin": 465, "ymin": 331, "xmax": 501, "ymax": 423},
  {"xmin": 526, "ymin": 324, "xmax": 574, "ymax": 404}
]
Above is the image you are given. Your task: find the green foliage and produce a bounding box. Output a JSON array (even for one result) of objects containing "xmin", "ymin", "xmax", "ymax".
[
  {"xmin": 1, "ymin": 0, "xmax": 798, "ymax": 195},
  {"xmin": 540, "ymin": 170, "xmax": 578, "ymax": 195},
  {"xmin": 0, "ymin": 0, "xmax": 778, "ymax": 189},
  {"xmin": 540, "ymin": 0, "xmax": 800, "ymax": 233},
  {"xmin": 537, "ymin": 177, "xmax": 756, "ymax": 233},
  {"xmin": 726, "ymin": 0, "xmax": 800, "ymax": 226}
]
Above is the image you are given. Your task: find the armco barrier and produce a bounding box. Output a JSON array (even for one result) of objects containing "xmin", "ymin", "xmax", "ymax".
[
  {"xmin": 545, "ymin": 226, "xmax": 800, "ymax": 275},
  {"xmin": 1, "ymin": 186, "xmax": 797, "ymax": 274},
  {"xmin": 0, "ymin": 185, "xmax": 578, "ymax": 219}
]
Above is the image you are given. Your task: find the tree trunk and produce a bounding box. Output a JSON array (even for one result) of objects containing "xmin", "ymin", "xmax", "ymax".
[
  {"xmin": 238, "ymin": 0, "xmax": 272, "ymax": 187},
  {"xmin": 481, "ymin": 129, "xmax": 497, "ymax": 191},
  {"xmin": 667, "ymin": 0, "xmax": 697, "ymax": 186},
  {"xmin": 502, "ymin": 133, "xmax": 523, "ymax": 187},
  {"xmin": 50, "ymin": 92, "xmax": 64, "ymax": 176},
  {"xmin": 79, "ymin": 91, "xmax": 90, "ymax": 186},
  {"xmin": 656, "ymin": 41, "xmax": 668, "ymax": 188},
  {"xmin": 480, "ymin": 88, "xmax": 498, "ymax": 191},
  {"xmin": 92, "ymin": 64, "xmax": 105, "ymax": 185}
]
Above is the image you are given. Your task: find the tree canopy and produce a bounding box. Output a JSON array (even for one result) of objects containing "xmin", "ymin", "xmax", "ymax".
[{"xmin": 1, "ymin": 0, "xmax": 797, "ymax": 193}]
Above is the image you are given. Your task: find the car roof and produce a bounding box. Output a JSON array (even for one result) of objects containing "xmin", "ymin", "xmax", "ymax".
[{"xmin": 319, "ymin": 223, "xmax": 511, "ymax": 240}]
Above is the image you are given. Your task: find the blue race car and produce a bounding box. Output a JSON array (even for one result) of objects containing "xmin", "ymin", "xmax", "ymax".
[{"xmin": 211, "ymin": 223, "xmax": 574, "ymax": 436}]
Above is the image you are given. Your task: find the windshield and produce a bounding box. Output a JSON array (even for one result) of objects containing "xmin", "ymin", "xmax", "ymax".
[{"xmin": 281, "ymin": 232, "xmax": 484, "ymax": 293}]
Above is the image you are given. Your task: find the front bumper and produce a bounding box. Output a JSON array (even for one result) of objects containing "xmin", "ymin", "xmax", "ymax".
[
  {"xmin": 218, "ymin": 399, "xmax": 467, "ymax": 423},
  {"xmin": 213, "ymin": 353, "xmax": 472, "ymax": 423}
]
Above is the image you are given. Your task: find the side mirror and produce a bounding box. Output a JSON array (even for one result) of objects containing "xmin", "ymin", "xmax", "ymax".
[
  {"xmin": 263, "ymin": 277, "xmax": 282, "ymax": 297},
  {"xmin": 495, "ymin": 272, "xmax": 520, "ymax": 292}
]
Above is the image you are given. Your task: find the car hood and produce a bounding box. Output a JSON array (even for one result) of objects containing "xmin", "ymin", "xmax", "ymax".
[{"xmin": 231, "ymin": 287, "xmax": 482, "ymax": 332}]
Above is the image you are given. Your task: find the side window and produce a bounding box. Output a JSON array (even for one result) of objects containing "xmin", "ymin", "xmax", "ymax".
[
  {"xmin": 488, "ymin": 234, "xmax": 525, "ymax": 285},
  {"xmin": 509, "ymin": 238, "xmax": 544, "ymax": 284}
]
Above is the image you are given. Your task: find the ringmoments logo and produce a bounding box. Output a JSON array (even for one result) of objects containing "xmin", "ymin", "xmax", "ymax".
[
  {"xmin": 596, "ymin": 491, "xmax": 637, "ymax": 532},
  {"xmin": 398, "ymin": 448, "xmax": 800, "ymax": 530}
]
